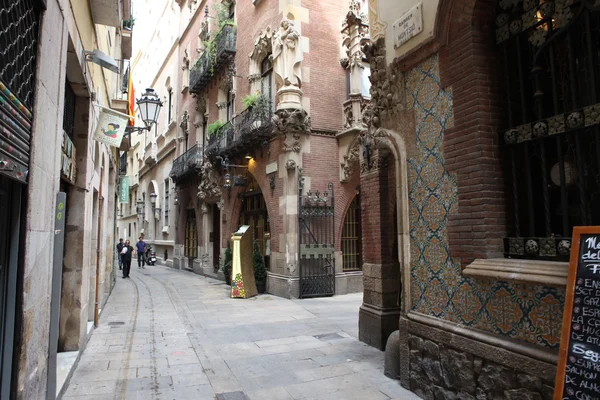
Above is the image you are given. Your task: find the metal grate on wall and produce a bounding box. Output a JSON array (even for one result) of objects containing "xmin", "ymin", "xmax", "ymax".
[
  {"xmin": 0, "ymin": 0, "xmax": 40, "ymax": 184},
  {"xmin": 0, "ymin": 0, "xmax": 41, "ymax": 109},
  {"xmin": 63, "ymin": 82, "xmax": 76, "ymax": 140}
]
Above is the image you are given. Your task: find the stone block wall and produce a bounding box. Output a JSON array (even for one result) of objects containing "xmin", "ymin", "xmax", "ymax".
[{"xmin": 408, "ymin": 334, "xmax": 554, "ymax": 400}]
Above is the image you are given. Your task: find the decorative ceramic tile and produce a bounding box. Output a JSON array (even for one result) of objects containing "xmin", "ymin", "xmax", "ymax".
[{"xmin": 405, "ymin": 54, "xmax": 565, "ymax": 349}]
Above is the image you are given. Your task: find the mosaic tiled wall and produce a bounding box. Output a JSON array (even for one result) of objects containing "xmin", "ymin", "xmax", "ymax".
[{"xmin": 405, "ymin": 54, "xmax": 565, "ymax": 349}]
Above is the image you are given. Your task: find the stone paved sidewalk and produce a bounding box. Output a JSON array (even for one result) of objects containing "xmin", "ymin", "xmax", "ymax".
[{"xmin": 62, "ymin": 265, "xmax": 418, "ymax": 400}]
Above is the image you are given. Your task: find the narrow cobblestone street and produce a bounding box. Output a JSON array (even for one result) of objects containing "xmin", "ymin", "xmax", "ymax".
[{"xmin": 62, "ymin": 265, "xmax": 417, "ymax": 400}]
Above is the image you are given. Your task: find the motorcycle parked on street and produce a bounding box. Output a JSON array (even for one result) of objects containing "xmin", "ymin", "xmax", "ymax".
[{"xmin": 145, "ymin": 246, "xmax": 157, "ymax": 266}]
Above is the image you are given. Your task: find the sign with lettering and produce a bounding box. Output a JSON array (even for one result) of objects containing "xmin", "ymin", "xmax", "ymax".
[
  {"xmin": 392, "ymin": 3, "xmax": 423, "ymax": 49},
  {"xmin": 119, "ymin": 175, "xmax": 129, "ymax": 203},
  {"xmin": 555, "ymin": 227, "xmax": 600, "ymax": 400}
]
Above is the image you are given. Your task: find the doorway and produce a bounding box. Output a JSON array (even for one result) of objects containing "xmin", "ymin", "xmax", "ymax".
[
  {"xmin": 212, "ymin": 204, "xmax": 221, "ymax": 271},
  {"xmin": 185, "ymin": 209, "xmax": 198, "ymax": 266},
  {"xmin": 239, "ymin": 187, "xmax": 270, "ymax": 269},
  {"xmin": 0, "ymin": 176, "xmax": 21, "ymax": 399}
]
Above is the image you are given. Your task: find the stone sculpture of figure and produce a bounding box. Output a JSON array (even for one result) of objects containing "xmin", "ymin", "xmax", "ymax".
[{"xmin": 272, "ymin": 19, "xmax": 303, "ymax": 88}]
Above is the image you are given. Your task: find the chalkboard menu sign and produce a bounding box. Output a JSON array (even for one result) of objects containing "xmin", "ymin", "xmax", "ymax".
[{"xmin": 555, "ymin": 227, "xmax": 600, "ymax": 400}]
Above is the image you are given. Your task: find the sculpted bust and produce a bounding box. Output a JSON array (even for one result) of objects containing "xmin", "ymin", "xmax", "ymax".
[{"xmin": 272, "ymin": 19, "xmax": 303, "ymax": 88}]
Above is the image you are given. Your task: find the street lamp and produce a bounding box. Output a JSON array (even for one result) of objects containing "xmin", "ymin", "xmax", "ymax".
[
  {"xmin": 150, "ymin": 192, "xmax": 161, "ymax": 219},
  {"xmin": 125, "ymin": 88, "xmax": 164, "ymax": 135},
  {"xmin": 136, "ymin": 199, "xmax": 145, "ymax": 218}
]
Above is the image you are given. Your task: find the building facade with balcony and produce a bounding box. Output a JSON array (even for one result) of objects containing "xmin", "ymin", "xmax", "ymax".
[
  {"xmin": 166, "ymin": 0, "xmax": 369, "ymax": 299},
  {"xmin": 0, "ymin": 0, "xmax": 132, "ymax": 397}
]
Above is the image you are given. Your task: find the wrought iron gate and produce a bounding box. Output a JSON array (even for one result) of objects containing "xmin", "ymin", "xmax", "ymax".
[{"xmin": 298, "ymin": 174, "xmax": 335, "ymax": 298}]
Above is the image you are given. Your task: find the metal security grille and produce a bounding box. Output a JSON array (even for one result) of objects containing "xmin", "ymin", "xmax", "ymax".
[
  {"xmin": 0, "ymin": 0, "xmax": 41, "ymax": 109},
  {"xmin": 342, "ymin": 195, "xmax": 362, "ymax": 271},
  {"xmin": 497, "ymin": 0, "xmax": 600, "ymax": 261},
  {"xmin": 298, "ymin": 175, "xmax": 335, "ymax": 298},
  {"xmin": 63, "ymin": 82, "xmax": 76, "ymax": 140}
]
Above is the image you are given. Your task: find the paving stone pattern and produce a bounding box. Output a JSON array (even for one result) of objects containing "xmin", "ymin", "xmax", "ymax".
[{"xmin": 62, "ymin": 266, "xmax": 419, "ymax": 400}]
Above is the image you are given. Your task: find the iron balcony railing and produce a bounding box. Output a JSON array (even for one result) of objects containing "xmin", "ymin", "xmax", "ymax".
[
  {"xmin": 189, "ymin": 25, "xmax": 236, "ymax": 94},
  {"xmin": 170, "ymin": 144, "xmax": 203, "ymax": 183},
  {"xmin": 205, "ymin": 103, "xmax": 274, "ymax": 160}
]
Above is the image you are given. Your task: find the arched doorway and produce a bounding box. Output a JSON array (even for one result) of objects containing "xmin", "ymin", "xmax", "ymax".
[{"xmin": 238, "ymin": 177, "xmax": 271, "ymax": 269}]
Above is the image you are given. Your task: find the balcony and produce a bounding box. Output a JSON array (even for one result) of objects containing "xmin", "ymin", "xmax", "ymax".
[
  {"xmin": 129, "ymin": 174, "xmax": 139, "ymax": 189},
  {"xmin": 122, "ymin": 19, "xmax": 133, "ymax": 59},
  {"xmin": 144, "ymin": 142, "xmax": 158, "ymax": 166},
  {"xmin": 205, "ymin": 103, "xmax": 274, "ymax": 161},
  {"xmin": 169, "ymin": 144, "xmax": 203, "ymax": 184},
  {"xmin": 189, "ymin": 25, "xmax": 236, "ymax": 94},
  {"xmin": 90, "ymin": 0, "xmax": 124, "ymax": 27},
  {"xmin": 111, "ymin": 59, "xmax": 130, "ymax": 114}
]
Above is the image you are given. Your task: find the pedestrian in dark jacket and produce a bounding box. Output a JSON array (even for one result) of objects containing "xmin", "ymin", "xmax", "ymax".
[
  {"xmin": 136, "ymin": 237, "xmax": 147, "ymax": 269},
  {"xmin": 121, "ymin": 240, "xmax": 134, "ymax": 278},
  {"xmin": 116, "ymin": 238, "xmax": 124, "ymax": 270}
]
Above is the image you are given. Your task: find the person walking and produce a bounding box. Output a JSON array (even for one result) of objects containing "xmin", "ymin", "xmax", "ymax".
[
  {"xmin": 116, "ymin": 238, "xmax": 124, "ymax": 270},
  {"xmin": 136, "ymin": 236, "xmax": 147, "ymax": 269},
  {"xmin": 121, "ymin": 240, "xmax": 134, "ymax": 278}
]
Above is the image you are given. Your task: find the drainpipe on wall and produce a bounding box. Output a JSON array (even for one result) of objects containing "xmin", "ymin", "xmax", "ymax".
[{"xmin": 94, "ymin": 167, "xmax": 104, "ymax": 328}]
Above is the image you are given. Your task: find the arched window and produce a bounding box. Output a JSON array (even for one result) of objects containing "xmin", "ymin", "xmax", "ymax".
[
  {"xmin": 261, "ymin": 55, "xmax": 273, "ymax": 112},
  {"xmin": 342, "ymin": 194, "xmax": 362, "ymax": 271}
]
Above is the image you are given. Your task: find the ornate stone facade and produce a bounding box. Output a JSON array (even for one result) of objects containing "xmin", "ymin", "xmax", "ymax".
[
  {"xmin": 272, "ymin": 108, "xmax": 311, "ymax": 152},
  {"xmin": 179, "ymin": 110, "xmax": 189, "ymax": 142},
  {"xmin": 362, "ymin": 38, "xmax": 405, "ymax": 125},
  {"xmin": 197, "ymin": 160, "xmax": 222, "ymax": 200}
]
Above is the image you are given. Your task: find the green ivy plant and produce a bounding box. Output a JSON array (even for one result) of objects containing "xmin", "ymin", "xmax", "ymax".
[
  {"xmin": 201, "ymin": 3, "xmax": 236, "ymax": 75},
  {"xmin": 207, "ymin": 120, "xmax": 224, "ymax": 137},
  {"xmin": 123, "ymin": 17, "xmax": 135, "ymax": 30},
  {"xmin": 242, "ymin": 92, "xmax": 269, "ymax": 111}
]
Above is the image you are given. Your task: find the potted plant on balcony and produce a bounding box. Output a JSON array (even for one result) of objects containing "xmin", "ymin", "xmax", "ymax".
[
  {"xmin": 207, "ymin": 120, "xmax": 224, "ymax": 137},
  {"xmin": 123, "ymin": 17, "xmax": 135, "ymax": 31},
  {"xmin": 243, "ymin": 92, "xmax": 269, "ymax": 129},
  {"xmin": 222, "ymin": 240, "xmax": 232, "ymax": 286},
  {"xmin": 253, "ymin": 240, "xmax": 267, "ymax": 294}
]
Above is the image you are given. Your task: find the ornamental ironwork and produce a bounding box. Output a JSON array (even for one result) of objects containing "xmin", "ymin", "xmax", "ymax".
[
  {"xmin": 189, "ymin": 25, "xmax": 236, "ymax": 94},
  {"xmin": 169, "ymin": 144, "xmax": 203, "ymax": 184},
  {"xmin": 497, "ymin": 0, "xmax": 600, "ymax": 261},
  {"xmin": 298, "ymin": 180, "xmax": 335, "ymax": 298},
  {"xmin": 205, "ymin": 101, "xmax": 274, "ymax": 161}
]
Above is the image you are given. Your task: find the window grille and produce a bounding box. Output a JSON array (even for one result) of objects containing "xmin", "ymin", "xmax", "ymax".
[
  {"xmin": 0, "ymin": 0, "xmax": 41, "ymax": 109},
  {"xmin": 497, "ymin": 1, "xmax": 600, "ymax": 261},
  {"xmin": 63, "ymin": 82, "xmax": 76, "ymax": 140},
  {"xmin": 342, "ymin": 195, "xmax": 362, "ymax": 271}
]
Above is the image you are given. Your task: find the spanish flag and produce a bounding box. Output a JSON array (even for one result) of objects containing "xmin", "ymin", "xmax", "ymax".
[{"xmin": 127, "ymin": 65, "xmax": 135, "ymax": 126}]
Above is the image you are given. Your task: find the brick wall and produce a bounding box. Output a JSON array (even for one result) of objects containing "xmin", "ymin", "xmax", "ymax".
[
  {"xmin": 438, "ymin": 0, "xmax": 507, "ymax": 266},
  {"xmin": 302, "ymin": 0, "xmax": 347, "ymax": 132}
]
